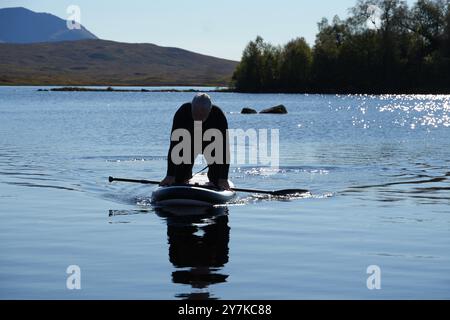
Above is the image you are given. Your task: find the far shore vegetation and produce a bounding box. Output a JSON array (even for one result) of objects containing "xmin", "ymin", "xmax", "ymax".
[
  {"xmin": 37, "ymin": 87, "xmax": 232, "ymax": 93},
  {"xmin": 232, "ymin": 0, "xmax": 450, "ymax": 94}
]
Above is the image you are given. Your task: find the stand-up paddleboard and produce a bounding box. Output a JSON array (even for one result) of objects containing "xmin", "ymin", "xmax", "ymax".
[{"xmin": 151, "ymin": 174, "xmax": 236, "ymax": 207}]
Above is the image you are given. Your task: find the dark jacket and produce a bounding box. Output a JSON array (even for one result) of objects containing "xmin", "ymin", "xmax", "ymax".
[{"xmin": 166, "ymin": 103, "xmax": 230, "ymax": 182}]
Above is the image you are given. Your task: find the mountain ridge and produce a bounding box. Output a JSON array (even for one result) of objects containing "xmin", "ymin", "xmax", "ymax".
[{"xmin": 0, "ymin": 7, "xmax": 97, "ymax": 43}]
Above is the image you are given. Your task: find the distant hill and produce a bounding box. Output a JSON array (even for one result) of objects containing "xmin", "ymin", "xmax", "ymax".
[
  {"xmin": 0, "ymin": 7, "xmax": 237, "ymax": 86},
  {"xmin": 0, "ymin": 39, "xmax": 238, "ymax": 86},
  {"xmin": 0, "ymin": 7, "xmax": 97, "ymax": 43}
]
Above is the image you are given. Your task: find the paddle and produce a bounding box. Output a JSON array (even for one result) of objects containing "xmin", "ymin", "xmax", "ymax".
[
  {"xmin": 108, "ymin": 176, "xmax": 309, "ymax": 196},
  {"xmin": 109, "ymin": 176, "xmax": 160, "ymax": 185},
  {"xmin": 231, "ymin": 187, "xmax": 309, "ymax": 196}
]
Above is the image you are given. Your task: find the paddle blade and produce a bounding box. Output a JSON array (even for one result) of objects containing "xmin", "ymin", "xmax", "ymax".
[{"xmin": 271, "ymin": 189, "xmax": 309, "ymax": 196}]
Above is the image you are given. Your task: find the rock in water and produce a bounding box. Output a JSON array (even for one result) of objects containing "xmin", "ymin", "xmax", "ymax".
[
  {"xmin": 241, "ymin": 107, "xmax": 258, "ymax": 114},
  {"xmin": 260, "ymin": 105, "xmax": 288, "ymax": 114}
]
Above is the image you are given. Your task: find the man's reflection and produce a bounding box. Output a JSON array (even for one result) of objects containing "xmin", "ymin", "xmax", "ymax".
[{"xmin": 155, "ymin": 206, "xmax": 230, "ymax": 300}]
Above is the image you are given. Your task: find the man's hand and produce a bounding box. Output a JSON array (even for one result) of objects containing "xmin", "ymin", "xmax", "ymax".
[
  {"xmin": 216, "ymin": 179, "xmax": 231, "ymax": 191},
  {"xmin": 160, "ymin": 176, "xmax": 175, "ymax": 186}
]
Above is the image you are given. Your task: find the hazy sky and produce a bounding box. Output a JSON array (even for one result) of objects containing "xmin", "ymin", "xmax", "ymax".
[{"xmin": 1, "ymin": 0, "xmax": 415, "ymax": 60}]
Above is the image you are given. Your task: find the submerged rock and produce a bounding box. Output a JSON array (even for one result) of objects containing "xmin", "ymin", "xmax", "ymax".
[
  {"xmin": 260, "ymin": 105, "xmax": 288, "ymax": 114},
  {"xmin": 241, "ymin": 107, "xmax": 258, "ymax": 114}
]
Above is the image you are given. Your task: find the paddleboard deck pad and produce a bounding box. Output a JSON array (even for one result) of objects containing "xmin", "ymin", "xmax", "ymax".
[{"xmin": 151, "ymin": 175, "xmax": 236, "ymax": 207}]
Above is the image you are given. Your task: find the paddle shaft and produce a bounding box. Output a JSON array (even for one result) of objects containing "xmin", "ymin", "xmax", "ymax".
[
  {"xmin": 109, "ymin": 176, "xmax": 160, "ymax": 185},
  {"xmin": 108, "ymin": 176, "xmax": 309, "ymax": 196}
]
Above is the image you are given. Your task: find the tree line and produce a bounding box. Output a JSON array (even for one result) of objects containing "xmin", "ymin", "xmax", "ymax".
[{"xmin": 232, "ymin": 0, "xmax": 450, "ymax": 93}]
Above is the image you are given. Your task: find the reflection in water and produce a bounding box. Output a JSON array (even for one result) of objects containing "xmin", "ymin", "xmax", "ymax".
[{"xmin": 155, "ymin": 206, "xmax": 230, "ymax": 300}]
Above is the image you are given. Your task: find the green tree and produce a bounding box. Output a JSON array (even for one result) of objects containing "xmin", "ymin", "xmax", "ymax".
[
  {"xmin": 409, "ymin": 0, "xmax": 448, "ymax": 53},
  {"xmin": 260, "ymin": 42, "xmax": 282, "ymax": 92},
  {"xmin": 312, "ymin": 16, "xmax": 350, "ymax": 91},
  {"xmin": 444, "ymin": 1, "xmax": 450, "ymax": 56},
  {"xmin": 232, "ymin": 36, "xmax": 264, "ymax": 92},
  {"xmin": 279, "ymin": 37, "xmax": 312, "ymax": 92},
  {"xmin": 232, "ymin": 36, "xmax": 282, "ymax": 92}
]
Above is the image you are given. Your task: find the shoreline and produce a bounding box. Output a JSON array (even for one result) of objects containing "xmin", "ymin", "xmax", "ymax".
[
  {"xmin": 36, "ymin": 86, "xmax": 233, "ymax": 93},
  {"xmin": 0, "ymin": 84, "xmax": 445, "ymax": 95},
  {"xmin": 33, "ymin": 86, "xmax": 450, "ymax": 95}
]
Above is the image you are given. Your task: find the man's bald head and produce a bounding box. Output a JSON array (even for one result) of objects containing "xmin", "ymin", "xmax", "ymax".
[{"xmin": 191, "ymin": 93, "xmax": 212, "ymax": 122}]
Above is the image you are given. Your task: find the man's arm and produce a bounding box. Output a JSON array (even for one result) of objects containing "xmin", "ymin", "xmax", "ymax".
[
  {"xmin": 218, "ymin": 110, "xmax": 230, "ymax": 180},
  {"xmin": 166, "ymin": 104, "xmax": 189, "ymax": 177},
  {"xmin": 208, "ymin": 107, "xmax": 230, "ymax": 182}
]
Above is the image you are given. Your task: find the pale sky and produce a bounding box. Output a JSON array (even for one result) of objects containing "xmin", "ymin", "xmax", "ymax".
[{"xmin": 0, "ymin": 0, "xmax": 416, "ymax": 60}]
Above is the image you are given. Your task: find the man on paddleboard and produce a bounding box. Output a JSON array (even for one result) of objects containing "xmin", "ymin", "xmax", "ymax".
[{"xmin": 160, "ymin": 93, "xmax": 230, "ymax": 190}]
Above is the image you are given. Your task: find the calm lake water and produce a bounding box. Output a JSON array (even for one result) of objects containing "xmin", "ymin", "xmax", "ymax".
[{"xmin": 1, "ymin": 86, "xmax": 449, "ymax": 299}]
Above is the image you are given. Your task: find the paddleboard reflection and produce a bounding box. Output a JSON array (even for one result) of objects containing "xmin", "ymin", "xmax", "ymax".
[{"xmin": 154, "ymin": 206, "xmax": 230, "ymax": 300}]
